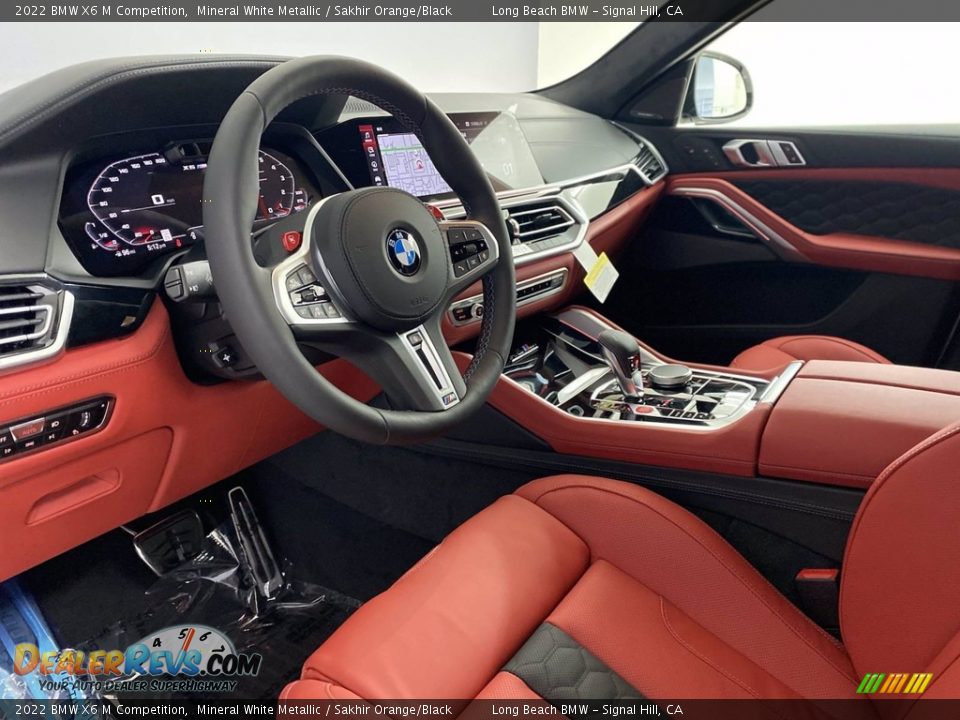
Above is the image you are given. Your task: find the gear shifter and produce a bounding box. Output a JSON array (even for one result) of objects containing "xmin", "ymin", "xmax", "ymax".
[{"xmin": 598, "ymin": 329, "xmax": 644, "ymax": 398}]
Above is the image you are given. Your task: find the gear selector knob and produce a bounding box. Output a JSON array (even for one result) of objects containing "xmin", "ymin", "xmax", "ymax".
[{"xmin": 598, "ymin": 329, "xmax": 644, "ymax": 398}]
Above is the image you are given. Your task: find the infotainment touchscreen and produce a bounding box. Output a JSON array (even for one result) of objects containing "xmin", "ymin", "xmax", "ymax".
[{"xmin": 358, "ymin": 111, "xmax": 543, "ymax": 200}]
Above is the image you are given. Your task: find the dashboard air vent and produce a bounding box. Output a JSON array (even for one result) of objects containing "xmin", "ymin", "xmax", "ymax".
[
  {"xmin": 507, "ymin": 202, "xmax": 576, "ymax": 244},
  {"xmin": 634, "ymin": 140, "xmax": 667, "ymax": 184},
  {"xmin": 0, "ymin": 283, "xmax": 61, "ymax": 363}
]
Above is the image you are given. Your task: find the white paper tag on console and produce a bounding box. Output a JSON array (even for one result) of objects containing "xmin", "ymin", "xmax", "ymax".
[{"xmin": 573, "ymin": 243, "xmax": 619, "ymax": 303}]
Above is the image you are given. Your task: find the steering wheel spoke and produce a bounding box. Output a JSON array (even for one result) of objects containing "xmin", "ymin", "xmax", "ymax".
[
  {"xmin": 376, "ymin": 320, "xmax": 465, "ymax": 412},
  {"xmin": 439, "ymin": 219, "xmax": 501, "ymax": 299}
]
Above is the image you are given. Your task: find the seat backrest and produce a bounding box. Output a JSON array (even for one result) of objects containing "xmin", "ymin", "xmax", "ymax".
[{"xmin": 840, "ymin": 421, "xmax": 960, "ymax": 696}]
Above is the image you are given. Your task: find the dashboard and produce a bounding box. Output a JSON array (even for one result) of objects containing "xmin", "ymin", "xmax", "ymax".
[
  {"xmin": 54, "ymin": 111, "xmax": 551, "ymax": 277},
  {"xmin": 0, "ymin": 56, "xmax": 654, "ymax": 357}
]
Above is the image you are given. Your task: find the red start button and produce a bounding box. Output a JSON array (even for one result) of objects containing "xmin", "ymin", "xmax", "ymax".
[{"xmin": 281, "ymin": 231, "xmax": 302, "ymax": 253}]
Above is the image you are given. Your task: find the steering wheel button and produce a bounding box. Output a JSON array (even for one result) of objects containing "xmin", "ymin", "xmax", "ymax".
[
  {"xmin": 467, "ymin": 255, "xmax": 481, "ymax": 269},
  {"xmin": 285, "ymin": 274, "xmax": 303, "ymax": 292},
  {"xmin": 281, "ymin": 230, "xmax": 302, "ymax": 253},
  {"xmin": 296, "ymin": 267, "xmax": 317, "ymax": 286},
  {"xmin": 464, "ymin": 228, "xmax": 484, "ymax": 242},
  {"xmin": 295, "ymin": 306, "xmax": 312, "ymax": 319},
  {"xmin": 322, "ymin": 303, "xmax": 340, "ymax": 318}
]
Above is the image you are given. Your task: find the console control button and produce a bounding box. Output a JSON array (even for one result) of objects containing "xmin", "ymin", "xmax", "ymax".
[
  {"xmin": 16, "ymin": 437, "xmax": 43, "ymax": 452},
  {"xmin": 9, "ymin": 418, "xmax": 45, "ymax": 441},
  {"xmin": 215, "ymin": 345, "xmax": 239, "ymax": 368}
]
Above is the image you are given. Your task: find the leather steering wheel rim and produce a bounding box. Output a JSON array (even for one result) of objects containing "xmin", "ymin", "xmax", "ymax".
[{"xmin": 203, "ymin": 56, "xmax": 516, "ymax": 445}]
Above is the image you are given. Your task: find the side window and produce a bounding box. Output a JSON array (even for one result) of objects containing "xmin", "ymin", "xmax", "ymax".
[{"xmin": 693, "ymin": 21, "xmax": 959, "ymax": 127}]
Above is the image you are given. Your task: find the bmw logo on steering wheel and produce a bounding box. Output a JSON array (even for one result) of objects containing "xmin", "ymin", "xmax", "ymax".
[{"xmin": 386, "ymin": 228, "xmax": 422, "ymax": 276}]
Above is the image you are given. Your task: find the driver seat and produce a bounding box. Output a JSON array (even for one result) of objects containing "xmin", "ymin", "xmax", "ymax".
[{"xmin": 281, "ymin": 422, "xmax": 960, "ymax": 704}]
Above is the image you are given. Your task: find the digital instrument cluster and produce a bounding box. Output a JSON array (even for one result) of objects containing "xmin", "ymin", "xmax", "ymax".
[{"xmin": 58, "ymin": 143, "xmax": 316, "ymax": 276}]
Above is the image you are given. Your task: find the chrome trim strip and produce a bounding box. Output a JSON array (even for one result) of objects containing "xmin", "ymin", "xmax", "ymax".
[
  {"xmin": 670, "ymin": 186, "xmax": 808, "ymax": 263},
  {"xmin": 758, "ymin": 360, "xmax": 803, "ymax": 404},
  {"xmin": 556, "ymin": 366, "xmax": 610, "ymax": 405}
]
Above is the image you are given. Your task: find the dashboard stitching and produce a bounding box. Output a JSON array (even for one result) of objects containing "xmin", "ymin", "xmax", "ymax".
[{"xmin": 0, "ymin": 58, "xmax": 286, "ymax": 144}]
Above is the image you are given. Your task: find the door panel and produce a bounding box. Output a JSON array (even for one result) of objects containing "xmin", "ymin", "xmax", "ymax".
[{"xmin": 600, "ymin": 127, "xmax": 960, "ymax": 368}]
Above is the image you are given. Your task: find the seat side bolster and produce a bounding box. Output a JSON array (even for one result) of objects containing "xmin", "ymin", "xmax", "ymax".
[{"xmin": 301, "ymin": 494, "xmax": 590, "ymax": 700}]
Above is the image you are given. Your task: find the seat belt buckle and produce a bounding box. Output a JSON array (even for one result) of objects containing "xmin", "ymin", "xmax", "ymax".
[{"xmin": 795, "ymin": 568, "xmax": 839, "ymax": 632}]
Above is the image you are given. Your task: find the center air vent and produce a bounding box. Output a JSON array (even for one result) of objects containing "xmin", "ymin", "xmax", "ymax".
[
  {"xmin": 508, "ymin": 203, "xmax": 576, "ymax": 244},
  {"xmin": 0, "ymin": 281, "xmax": 71, "ymax": 371},
  {"xmin": 634, "ymin": 139, "xmax": 667, "ymax": 184}
]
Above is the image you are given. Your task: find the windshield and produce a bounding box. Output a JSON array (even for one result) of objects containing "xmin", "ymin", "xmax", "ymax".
[{"xmin": 0, "ymin": 21, "xmax": 641, "ymax": 95}]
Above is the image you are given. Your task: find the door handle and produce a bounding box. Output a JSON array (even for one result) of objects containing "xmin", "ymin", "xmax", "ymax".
[{"xmin": 723, "ymin": 139, "xmax": 806, "ymax": 168}]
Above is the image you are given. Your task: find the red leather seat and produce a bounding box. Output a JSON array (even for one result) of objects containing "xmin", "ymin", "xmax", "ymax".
[
  {"xmin": 731, "ymin": 335, "xmax": 889, "ymax": 373},
  {"xmin": 282, "ymin": 423, "xmax": 960, "ymax": 703}
]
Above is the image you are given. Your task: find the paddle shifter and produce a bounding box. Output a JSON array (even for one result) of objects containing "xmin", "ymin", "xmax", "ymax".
[{"xmin": 598, "ymin": 329, "xmax": 644, "ymax": 398}]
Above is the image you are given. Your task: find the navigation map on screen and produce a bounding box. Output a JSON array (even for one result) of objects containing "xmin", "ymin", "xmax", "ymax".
[
  {"xmin": 376, "ymin": 132, "xmax": 452, "ymax": 198},
  {"xmin": 358, "ymin": 112, "xmax": 543, "ymax": 200}
]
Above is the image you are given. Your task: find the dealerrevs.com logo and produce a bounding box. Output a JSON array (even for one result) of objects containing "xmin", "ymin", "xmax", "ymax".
[{"xmin": 13, "ymin": 624, "xmax": 262, "ymax": 694}]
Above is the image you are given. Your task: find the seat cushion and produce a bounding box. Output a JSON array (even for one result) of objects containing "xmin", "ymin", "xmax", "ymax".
[
  {"xmin": 730, "ymin": 335, "xmax": 889, "ymax": 373},
  {"xmin": 284, "ymin": 475, "xmax": 866, "ymax": 705}
]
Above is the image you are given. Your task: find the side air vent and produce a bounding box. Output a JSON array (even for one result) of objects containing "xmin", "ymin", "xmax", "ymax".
[
  {"xmin": 0, "ymin": 281, "xmax": 71, "ymax": 371},
  {"xmin": 634, "ymin": 139, "xmax": 667, "ymax": 184},
  {"xmin": 508, "ymin": 203, "xmax": 576, "ymax": 244}
]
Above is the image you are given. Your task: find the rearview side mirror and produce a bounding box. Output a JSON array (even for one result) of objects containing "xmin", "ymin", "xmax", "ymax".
[{"xmin": 685, "ymin": 52, "xmax": 752, "ymax": 123}]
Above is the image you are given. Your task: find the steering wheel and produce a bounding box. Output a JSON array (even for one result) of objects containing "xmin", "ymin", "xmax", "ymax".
[{"xmin": 203, "ymin": 57, "xmax": 516, "ymax": 445}]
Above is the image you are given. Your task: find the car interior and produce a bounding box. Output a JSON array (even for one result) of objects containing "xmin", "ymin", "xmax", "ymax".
[{"xmin": 2, "ymin": 13, "xmax": 960, "ymax": 709}]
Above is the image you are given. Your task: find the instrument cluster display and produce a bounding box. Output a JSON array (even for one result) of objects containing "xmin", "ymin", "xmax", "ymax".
[{"xmin": 59, "ymin": 144, "xmax": 316, "ymax": 276}]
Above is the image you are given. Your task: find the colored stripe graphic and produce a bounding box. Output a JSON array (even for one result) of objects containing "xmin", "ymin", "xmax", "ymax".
[{"xmin": 857, "ymin": 672, "xmax": 933, "ymax": 694}]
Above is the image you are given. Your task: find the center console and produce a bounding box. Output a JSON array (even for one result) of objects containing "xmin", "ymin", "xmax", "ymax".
[
  {"xmin": 490, "ymin": 306, "xmax": 960, "ymax": 488},
  {"xmin": 504, "ymin": 308, "xmax": 798, "ymax": 430}
]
